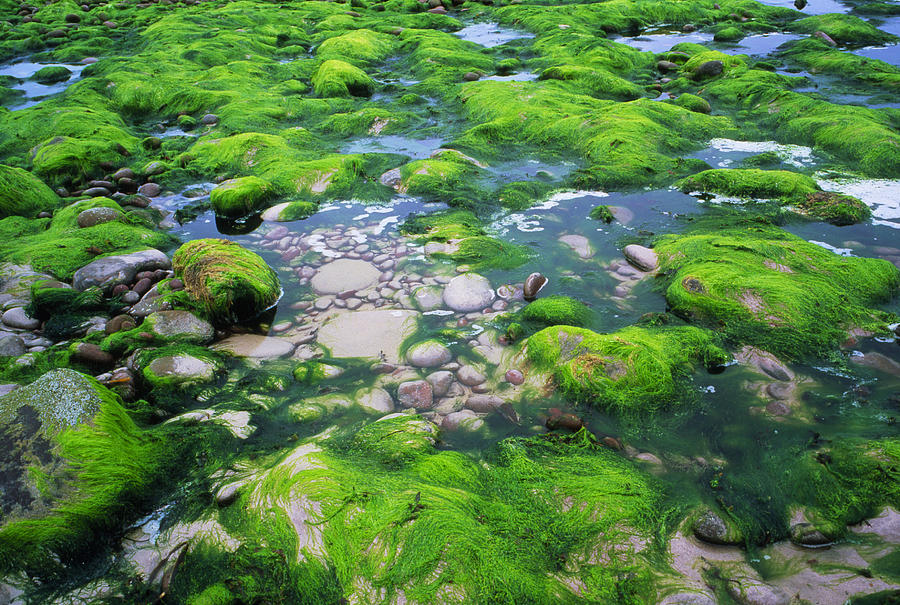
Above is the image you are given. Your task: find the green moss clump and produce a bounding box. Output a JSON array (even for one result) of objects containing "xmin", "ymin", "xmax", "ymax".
[
  {"xmin": 30, "ymin": 65, "xmax": 72, "ymax": 84},
  {"xmin": 677, "ymin": 168, "xmax": 819, "ymax": 201},
  {"xmin": 522, "ymin": 296, "xmax": 591, "ymax": 328},
  {"xmin": 269, "ymin": 201, "xmax": 317, "ymax": 221},
  {"xmin": 311, "ymin": 59, "xmax": 375, "ymax": 97},
  {"xmin": 713, "ymin": 27, "xmax": 744, "ymax": 42},
  {"xmin": 797, "ymin": 191, "xmax": 871, "ymax": 225},
  {"xmin": 172, "ymin": 239, "xmax": 281, "ymax": 324},
  {"xmin": 0, "ymin": 369, "xmax": 172, "ymax": 576},
  {"xmin": 209, "ymin": 176, "xmax": 273, "ymax": 218},
  {"xmin": 316, "ymin": 29, "xmax": 396, "ymax": 66},
  {"xmin": 672, "ymin": 93, "xmax": 711, "ymax": 114},
  {"xmin": 589, "ymin": 205, "xmax": 614, "ymax": 223},
  {"xmin": 654, "ymin": 222, "xmax": 900, "ymax": 358},
  {"xmin": 0, "ymin": 165, "xmax": 59, "ymax": 218},
  {"xmin": 538, "ymin": 65, "xmax": 644, "ymax": 101},
  {"xmin": 400, "ymin": 208, "xmax": 484, "ymax": 241},
  {"xmin": 527, "ymin": 324, "xmax": 725, "ymax": 415},
  {"xmin": 792, "ymin": 14, "xmax": 899, "ymax": 46}
]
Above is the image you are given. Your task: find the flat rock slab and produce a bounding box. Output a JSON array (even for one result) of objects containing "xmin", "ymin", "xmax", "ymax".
[
  {"xmin": 146, "ymin": 355, "xmax": 217, "ymax": 385},
  {"xmin": 310, "ymin": 259, "xmax": 381, "ymax": 295},
  {"xmin": 73, "ymin": 249, "xmax": 171, "ymax": 292},
  {"xmin": 317, "ymin": 309, "xmax": 418, "ymax": 364},
  {"xmin": 559, "ymin": 234, "xmax": 594, "ymax": 259},
  {"xmin": 212, "ymin": 335, "xmax": 296, "ymax": 359},
  {"xmin": 442, "ymin": 273, "xmax": 494, "ymax": 312}
]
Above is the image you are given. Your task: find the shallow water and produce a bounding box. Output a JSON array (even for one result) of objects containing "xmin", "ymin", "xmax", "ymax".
[
  {"xmin": 0, "ymin": 59, "xmax": 87, "ymax": 109},
  {"xmin": 754, "ymin": 0, "xmax": 850, "ymax": 15},
  {"xmin": 454, "ymin": 21, "xmax": 535, "ymax": 47},
  {"xmin": 341, "ymin": 135, "xmax": 445, "ymax": 159},
  {"xmin": 615, "ymin": 31, "xmax": 715, "ymax": 53},
  {"xmin": 850, "ymin": 44, "xmax": 900, "ymax": 68}
]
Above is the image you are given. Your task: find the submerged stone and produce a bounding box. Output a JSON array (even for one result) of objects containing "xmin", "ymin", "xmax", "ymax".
[
  {"xmin": 310, "ymin": 258, "xmax": 381, "ymax": 295},
  {"xmin": 212, "ymin": 335, "xmax": 295, "ymax": 359},
  {"xmin": 407, "ymin": 339, "xmax": 453, "ymax": 368},
  {"xmin": 317, "ymin": 309, "xmax": 418, "ymax": 364},
  {"xmin": 442, "ymin": 273, "xmax": 494, "ymax": 312}
]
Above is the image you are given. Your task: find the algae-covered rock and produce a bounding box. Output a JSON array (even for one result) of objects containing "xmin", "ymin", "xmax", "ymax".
[
  {"xmin": 677, "ymin": 168, "xmax": 819, "ymax": 201},
  {"xmin": 30, "ymin": 65, "xmax": 71, "ymax": 83},
  {"xmin": 654, "ymin": 223, "xmax": 900, "ymax": 358},
  {"xmin": 672, "ymin": 93, "xmax": 711, "ymax": 114},
  {"xmin": 796, "ymin": 191, "xmax": 871, "ymax": 225},
  {"xmin": 209, "ymin": 176, "xmax": 272, "ymax": 218},
  {"xmin": 0, "ymin": 369, "xmax": 167, "ymax": 575},
  {"xmin": 172, "ymin": 239, "xmax": 280, "ymax": 323},
  {"xmin": 136, "ymin": 345, "xmax": 222, "ymax": 391},
  {"xmin": 0, "ymin": 165, "xmax": 59, "ymax": 218},
  {"xmin": 522, "ymin": 296, "xmax": 591, "ymax": 328},
  {"xmin": 527, "ymin": 324, "xmax": 726, "ymax": 415},
  {"xmin": 311, "ymin": 59, "xmax": 375, "ymax": 97}
]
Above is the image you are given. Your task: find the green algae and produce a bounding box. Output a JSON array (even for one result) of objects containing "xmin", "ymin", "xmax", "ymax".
[
  {"xmin": 312, "ymin": 59, "xmax": 375, "ymax": 98},
  {"xmin": 0, "ymin": 164, "xmax": 59, "ymax": 218},
  {"xmin": 172, "ymin": 239, "xmax": 281, "ymax": 324},
  {"xmin": 792, "ymin": 14, "xmax": 898, "ymax": 46},
  {"xmin": 677, "ymin": 168, "xmax": 819, "ymax": 201},
  {"xmin": 527, "ymin": 323, "xmax": 726, "ymax": 415},
  {"xmin": 654, "ymin": 221, "xmax": 899, "ymax": 359},
  {"xmin": 209, "ymin": 176, "xmax": 273, "ymax": 219},
  {"xmin": 522, "ymin": 296, "xmax": 592, "ymax": 328},
  {"xmin": 0, "ymin": 369, "xmax": 172, "ymax": 577}
]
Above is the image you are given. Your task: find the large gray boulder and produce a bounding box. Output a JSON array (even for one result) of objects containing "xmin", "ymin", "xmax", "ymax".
[{"xmin": 72, "ymin": 249, "xmax": 171, "ymax": 292}]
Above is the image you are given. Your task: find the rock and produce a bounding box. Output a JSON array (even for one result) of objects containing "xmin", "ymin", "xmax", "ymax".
[
  {"xmin": 72, "ymin": 249, "xmax": 171, "ymax": 292},
  {"xmin": 310, "ymin": 259, "xmax": 381, "ymax": 295},
  {"xmin": 558, "ymin": 234, "xmax": 594, "ymax": 259},
  {"xmin": 505, "ymin": 369, "xmax": 524, "ymax": 385},
  {"xmin": 82, "ymin": 186, "xmax": 111, "ymax": 198},
  {"xmin": 137, "ymin": 182, "xmax": 161, "ymax": 197},
  {"xmin": 380, "ymin": 168, "xmax": 402, "ymax": 189},
  {"xmin": 443, "ymin": 409, "xmax": 484, "ymax": 431},
  {"xmin": 814, "ymin": 30, "xmax": 837, "ymax": 46},
  {"xmin": 657, "ymin": 60, "xmax": 679, "ymax": 72},
  {"xmin": 397, "ymin": 380, "xmax": 433, "ymax": 409},
  {"xmin": 693, "ymin": 60, "xmax": 724, "ymax": 79},
  {"xmin": 725, "ymin": 577, "xmax": 790, "ymax": 605},
  {"xmin": 789, "ymin": 522, "xmax": 831, "ymax": 546},
  {"xmin": 412, "ymin": 285, "xmax": 444, "ymax": 311},
  {"xmin": 692, "ymin": 509, "xmax": 742, "ymax": 545},
  {"xmin": 658, "ymin": 592, "xmax": 717, "ymax": 605},
  {"xmin": 317, "ymin": 309, "xmax": 418, "ymax": 364},
  {"xmin": 212, "ymin": 335, "xmax": 295, "ymax": 359},
  {"xmin": 764, "ymin": 400, "xmax": 790, "ymax": 416},
  {"xmin": 216, "ymin": 483, "xmax": 240, "ymax": 507},
  {"xmin": 623, "ymin": 244, "xmax": 658, "ymax": 272},
  {"xmin": 71, "ymin": 342, "xmax": 115, "ymax": 368},
  {"xmin": 145, "ymin": 354, "xmax": 218, "ymax": 387},
  {"xmin": 144, "ymin": 310, "xmax": 214, "ymax": 344},
  {"xmin": 407, "ymin": 339, "xmax": 453, "ymax": 368},
  {"xmin": 76, "ymin": 206, "xmax": 123, "ymax": 228},
  {"xmin": 1, "ymin": 307, "xmax": 40, "ymax": 330},
  {"xmin": 463, "ymin": 71, "xmax": 481, "ymax": 81},
  {"xmin": 523, "ymin": 272, "xmax": 548, "ymax": 301},
  {"xmin": 356, "ymin": 387, "xmax": 394, "ymax": 413},
  {"xmin": 443, "ymin": 273, "xmax": 494, "ymax": 312},
  {"xmin": 113, "ymin": 168, "xmax": 135, "ymax": 181},
  {"xmin": 200, "ymin": 113, "xmax": 219, "ymax": 125},
  {"xmin": 794, "ymin": 0, "xmax": 806, "ymax": 8},
  {"xmin": 465, "ymin": 394, "xmax": 503, "ymax": 412},
  {"xmin": 546, "ymin": 412, "xmax": 583, "ymax": 431},
  {"xmin": 426, "ymin": 370, "xmax": 454, "ymax": 397},
  {"xmin": 0, "ymin": 335, "xmax": 25, "ymax": 357},
  {"xmin": 850, "ymin": 351, "xmax": 900, "ymax": 377},
  {"xmin": 456, "ymin": 365, "xmax": 486, "ymax": 386}
]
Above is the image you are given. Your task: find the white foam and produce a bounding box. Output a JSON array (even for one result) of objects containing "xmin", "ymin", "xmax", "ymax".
[
  {"xmin": 706, "ymin": 138, "xmax": 815, "ymax": 168},
  {"xmin": 815, "ymin": 175, "xmax": 900, "ymax": 228}
]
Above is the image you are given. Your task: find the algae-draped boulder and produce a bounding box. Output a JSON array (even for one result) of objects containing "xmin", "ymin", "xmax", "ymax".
[
  {"xmin": 527, "ymin": 324, "xmax": 726, "ymax": 415},
  {"xmin": 172, "ymin": 239, "xmax": 280, "ymax": 323},
  {"xmin": 654, "ymin": 223, "xmax": 900, "ymax": 358},
  {"xmin": 209, "ymin": 176, "xmax": 273, "ymax": 218},
  {"xmin": 522, "ymin": 296, "xmax": 591, "ymax": 328},
  {"xmin": 0, "ymin": 369, "xmax": 167, "ymax": 575},
  {"xmin": 0, "ymin": 164, "xmax": 58, "ymax": 218},
  {"xmin": 311, "ymin": 59, "xmax": 375, "ymax": 97}
]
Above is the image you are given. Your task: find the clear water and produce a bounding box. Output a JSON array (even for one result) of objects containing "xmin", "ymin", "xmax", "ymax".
[
  {"xmin": 340, "ymin": 135, "xmax": 445, "ymax": 159},
  {"xmin": 0, "ymin": 59, "xmax": 87, "ymax": 110},
  {"xmin": 851, "ymin": 44, "xmax": 900, "ymax": 68},
  {"xmin": 454, "ymin": 22, "xmax": 535, "ymax": 47},
  {"xmin": 754, "ymin": 0, "xmax": 850, "ymax": 15},
  {"xmin": 614, "ymin": 31, "xmax": 715, "ymax": 53}
]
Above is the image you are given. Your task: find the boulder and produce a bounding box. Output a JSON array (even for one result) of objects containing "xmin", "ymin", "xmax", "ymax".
[
  {"xmin": 407, "ymin": 339, "xmax": 453, "ymax": 368},
  {"xmin": 72, "ymin": 249, "xmax": 171, "ymax": 292},
  {"xmin": 211, "ymin": 335, "xmax": 295, "ymax": 359},
  {"xmin": 317, "ymin": 309, "xmax": 418, "ymax": 364},
  {"xmin": 442, "ymin": 273, "xmax": 494, "ymax": 312},
  {"xmin": 623, "ymin": 244, "xmax": 658, "ymax": 272}
]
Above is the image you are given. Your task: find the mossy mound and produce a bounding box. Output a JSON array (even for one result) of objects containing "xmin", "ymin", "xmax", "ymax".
[
  {"xmin": 796, "ymin": 191, "xmax": 871, "ymax": 226},
  {"xmin": 0, "ymin": 369, "xmax": 170, "ymax": 576},
  {"xmin": 172, "ymin": 239, "xmax": 281, "ymax": 324},
  {"xmin": 654, "ymin": 222, "xmax": 899, "ymax": 358},
  {"xmin": 30, "ymin": 65, "xmax": 72, "ymax": 84},
  {"xmin": 311, "ymin": 59, "xmax": 375, "ymax": 98},
  {"xmin": 677, "ymin": 168, "xmax": 819, "ymax": 201},
  {"xmin": 136, "ymin": 344, "xmax": 224, "ymax": 392},
  {"xmin": 0, "ymin": 164, "xmax": 59, "ymax": 218},
  {"xmin": 792, "ymin": 14, "xmax": 899, "ymax": 46},
  {"xmin": 527, "ymin": 324, "xmax": 726, "ymax": 415},
  {"xmin": 0, "ymin": 198, "xmax": 174, "ymax": 280},
  {"xmin": 522, "ymin": 296, "xmax": 592, "ymax": 328},
  {"xmin": 209, "ymin": 176, "xmax": 273, "ymax": 219},
  {"xmin": 672, "ymin": 93, "xmax": 711, "ymax": 114}
]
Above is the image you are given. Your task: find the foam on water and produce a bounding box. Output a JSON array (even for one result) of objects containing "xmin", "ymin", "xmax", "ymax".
[{"xmin": 815, "ymin": 175, "xmax": 900, "ymax": 228}]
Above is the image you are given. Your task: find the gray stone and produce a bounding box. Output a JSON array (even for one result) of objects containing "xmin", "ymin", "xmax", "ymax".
[
  {"xmin": 725, "ymin": 577, "xmax": 789, "ymax": 605},
  {"xmin": 426, "ymin": 370, "xmax": 454, "ymax": 397},
  {"xmin": 692, "ymin": 509, "xmax": 741, "ymax": 545},
  {"xmin": 310, "ymin": 259, "xmax": 381, "ymax": 295},
  {"xmin": 558, "ymin": 234, "xmax": 594, "ymax": 259},
  {"xmin": 76, "ymin": 206, "xmax": 122, "ymax": 228},
  {"xmin": 693, "ymin": 60, "xmax": 724, "ymax": 79},
  {"xmin": 317, "ymin": 309, "xmax": 419, "ymax": 364},
  {"xmin": 465, "ymin": 394, "xmax": 504, "ymax": 412},
  {"xmin": 146, "ymin": 311, "xmax": 214, "ymax": 344},
  {"xmin": 442, "ymin": 273, "xmax": 494, "ymax": 312},
  {"xmin": 412, "ymin": 285, "xmax": 444, "ymax": 311},
  {"xmin": 397, "ymin": 380, "xmax": 433, "ymax": 409},
  {"xmin": 442, "ymin": 409, "xmax": 483, "ymax": 431},
  {"xmin": 146, "ymin": 354, "xmax": 218, "ymax": 386},
  {"xmin": 407, "ymin": 340, "xmax": 453, "ymax": 368},
  {"xmin": 212, "ymin": 335, "xmax": 295, "ymax": 359},
  {"xmin": 72, "ymin": 249, "xmax": 171, "ymax": 292},
  {"xmin": 356, "ymin": 387, "xmax": 394, "ymax": 413},
  {"xmin": 456, "ymin": 365, "xmax": 486, "ymax": 386},
  {"xmin": 0, "ymin": 335, "xmax": 25, "ymax": 357},
  {"xmin": 1, "ymin": 307, "xmax": 40, "ymax": 330},
  {"xmin": 623, "ymin": 244, "xmax": 658, "ymax": 272}
]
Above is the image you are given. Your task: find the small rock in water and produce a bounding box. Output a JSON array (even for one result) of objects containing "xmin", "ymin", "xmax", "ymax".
[
  {"xmin": 443, "ymin": 273, "xmax": 495, "ymax": 312},
  {"xmin": 72, "ymin": 342, "xmax": 115, "ymax": 369},
  {"xmin": 523, "ymin": 272, "xmax": 548, "ymax": 301},
  {"xmin": 623, "ymin": 244, "xmax": 658, "ymax": 272},
  {"xmin": 443, "ymin": 409, "xmax": 484, "ymax": 431},
  {"xmin": 357, "ymin": 387, "xmax": 394, "ymax": 413},
  {"xmin": 465, "ymin": 394, "xmax": 503, "ymax": 412},
  {"xmin": 77, "ymin": 206, "xmax": 122, "ymax": 228},
  {"xmin": 505, "ymin": 369, "xmax": 524, "ymax": 385},
  {"xmin": 2, "ymin": 307, "xmax": 40, "ymax": 330},
  {"xmin": 546, "ymin": 412, "xmax": 583, "ymax": 432},
  {"xmin": 426, "ymin": 370, "xmax": 454, "ymax": 397},
  {"xmin": 814, "ymin": 30, "xmax": 836, "ymax": 46},
  {"xmin": 789, "ymin": 522, "xmax": 831, "ymax": 547},
  {"xmin": 558, "ymin": 234, "xmax": 594, "ymax": 259},
  {"xmin": 407, "ymin": 340, "xmax": 453, "ymax": 368},
  {"xmin": 692, "ymin": 509, "xmax": 742, "ymax": 545},
  {"xmin": 456, "ymin": 364, "xmax": 486, "ymax": 386}
]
